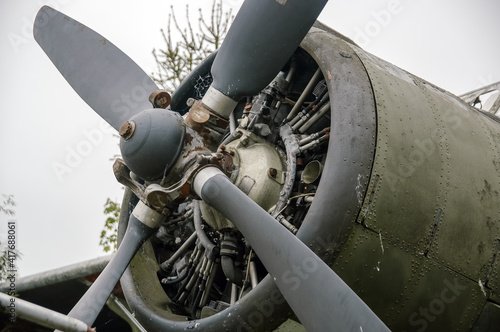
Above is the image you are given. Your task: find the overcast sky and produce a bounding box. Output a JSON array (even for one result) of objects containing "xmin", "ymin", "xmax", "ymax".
[{"xmin": 0, "ymin": 0, "xmax": 499, "ymax": 277}]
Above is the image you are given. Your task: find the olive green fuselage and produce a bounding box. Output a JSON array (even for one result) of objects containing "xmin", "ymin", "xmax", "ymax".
[{"xmin": 301, "ymin": 27, "xmax": 499, "ymax": 331}]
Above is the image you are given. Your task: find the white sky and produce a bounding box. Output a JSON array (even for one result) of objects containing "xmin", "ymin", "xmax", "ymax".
[{"xmin": 0, "ymin": 0, "xmax": 499, "ymax": 277}]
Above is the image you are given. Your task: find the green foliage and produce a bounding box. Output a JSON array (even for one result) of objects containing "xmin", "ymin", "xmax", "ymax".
[
  {"xmin": 0, "ymin": 194, "xmax": 16, "ymax": 216},
  {"xmin": 99, "ymin": 198, "xmax": 120, "ymax": 253},
  {"xmin": 151, "ymin": 0, "xmax": 233, "ymax": 91}
]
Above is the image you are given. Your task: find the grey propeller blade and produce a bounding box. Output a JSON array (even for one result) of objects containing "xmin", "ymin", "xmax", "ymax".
[
  {"xmin": 63, "ymin": 203, "xmax": 163, "ymax": 327},
  {"xmin": 194, "ymin": 168, "xmax": 390, "ymax": 332},
  {"xmin": 33, "ymin": 6, "xmax": 158, "ymax": 130},
  {"xmin": 203, "ymin": 0, "xmax": 328, "ymax": 118}
]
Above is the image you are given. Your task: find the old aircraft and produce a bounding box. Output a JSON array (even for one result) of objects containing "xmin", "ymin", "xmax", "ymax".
[{"xmin": 1, "ymin": 0, "xmax": 499, "ymax": 331}]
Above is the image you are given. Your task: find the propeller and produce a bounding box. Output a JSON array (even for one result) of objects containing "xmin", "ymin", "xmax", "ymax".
[
  {"xmin": 63, "ymin": 202, "xmax": 164, "ymax": 326},
  {"xmin": 33, "ymin": 6, "xmax": 158, "ymax": 130},
  {"xmin": 34, "ymin": 1, "xmax": 390, "ymax": 331},
  {"xmin": 193, "ymin": 167, "xmax": 390, "ymax": 331},
  {"xmin": 201, "ymin": 0, "xmax": 330, "ymax": 119}
]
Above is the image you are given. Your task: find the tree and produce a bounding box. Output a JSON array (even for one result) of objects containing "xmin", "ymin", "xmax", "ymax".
[
  {"xmin": 0, "ymin": 194, "xmax": 15, "ymax": 217},
  {"xmin": 99, "ymin": 0, "xmax": 232, "ymax": 252},
  {"xmin": 151, "ymin": 0, "xmax": 232, "ymax": 91},
  {"xmin": 99, "ymin": 198, "xmax": 120, "ymax": 252},
  {"xmin": 0, "ymin": 194, "xmax": 17, "ymax": 283}
]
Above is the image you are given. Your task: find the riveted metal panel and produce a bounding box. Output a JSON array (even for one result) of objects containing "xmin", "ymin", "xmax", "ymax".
[
  {"xmin": 471, "ymin": 301, "xmax": 500, "ymax": 332},
  {"xmin": 393, "ymin": 259, "xmax": 485, "ymax": 332},
  {"xmin": 333, "ymin": 224, "xmax": 486, "ymax": 331},
  {"xmin": 355, "ymin": 49, "xmax": 446, "ymax": 253},
  {"xmin": 332, "ymin": 225, "xmax": 423, "ymax": 326},
  {"xmin": 422, "ymin": 83, "xmax": 500, "ymax": 282},
  {"xmin": 353, "ymin": 47, "xmax": 500, "ymax": 285},
  {"xmin": 486, "ymin": 239, "xmax": 500, "ymax": 303}
]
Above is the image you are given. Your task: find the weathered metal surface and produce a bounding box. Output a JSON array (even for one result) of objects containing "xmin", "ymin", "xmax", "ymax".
[
  {"xmin": 332, "ymin": 226, "xmax": 485, "ymax": 330},
  {"xmin": 471, "ymin": 301, "xmax": 500, "ymax": 331},
  {"xmin": 459, "ymin": 81, "xmax": 500, "ymax": 104},
  {"xmin": 0, "ymin": 255, "xmax": 112, "ymax": 293},
  {"xmin": 0, "ymin": 292, "xmax": 94, "ymax": 332},
  {"xmin": 297, "ymin": 26, "xmax": 378, "ymax": 265},
  {"xmin": 344, "ymin": 39, "xmax": 500, "ymax": 330},
  {"xmin": 332, "ymin": 226, "xmax": 420, "ymax": 325},
  {"xmin": 200, "ymin": 130, "xmax": 286, "ymax": 231}
]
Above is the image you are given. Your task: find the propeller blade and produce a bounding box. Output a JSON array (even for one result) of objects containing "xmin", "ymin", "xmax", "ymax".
[
  {"xmin": 33, "ymin": 6, "xmax": 158, "ymax": 130},
  {"xmin": 64, "ymin": 202, "xmax": 163, "ymax": 327},
  {"xmin": 194, "ymin": 168, "xmax": 390, "ymax": 332},
  {"xmin": 202, "ymin": 0, "xmax": 328, "ymax": 118}
]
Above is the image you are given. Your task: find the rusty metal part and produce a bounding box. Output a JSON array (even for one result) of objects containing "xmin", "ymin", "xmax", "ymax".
[
  {"xmin": 185, "ymin": 100, "xmax": 229, "ymax": 130},
  {"xmin": 184, "ymin": 100, "xmax": 230, "ymax": 151},
  {"xmin": 113, "ymin": 158, "xmax": 146, "ymax": 202},
  {"xmin": 145, "ymin": 183, "xmax": 190, "ymax": 214},
  {"xmin": 144, "ymin": 154, "xmax": 227, "ymax": 212},
  {"xmin": 149, "ymin": 89, "xmax": 172, "ymax": 109},
  {"xmin": 185, "ymin": 101, "xmax": 211, "ymax": 129},
  {"xmin": 218, "ymin": 150, "xmax": 234, "ymax": 177},
  {"xmin": 119, "ymin": 121, "xmax": 136, "ymax": 140}
]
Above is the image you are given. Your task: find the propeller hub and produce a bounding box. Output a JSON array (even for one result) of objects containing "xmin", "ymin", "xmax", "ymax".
[{"xmin": 120, "ymin": 109, "xmax": 185, "ymax": 181}]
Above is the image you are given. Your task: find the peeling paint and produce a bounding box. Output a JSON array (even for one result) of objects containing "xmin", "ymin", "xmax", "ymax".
[
  {"xmin": 355, "ymin": 174, "xmax": 364, "ymax": 206},
  {"xmin": 379, "ymin": 232, "xmax": 385, "ymax": 254},
  {"xmin": 478, "ymin": 279, "xmax": 487, "ymax": 297}
]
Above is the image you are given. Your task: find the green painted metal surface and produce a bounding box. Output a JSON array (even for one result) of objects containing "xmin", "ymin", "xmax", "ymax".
[{"xmin": 331, "ymin": 42, "xmax": 500, "ymax": 331}]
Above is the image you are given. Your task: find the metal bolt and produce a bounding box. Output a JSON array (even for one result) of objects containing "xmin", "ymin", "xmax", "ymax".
[
  {"xmin": 119, "ymin": 121, "xmax": 136, "ymax": 140},
  {"xmin": 149, "ymin": 89, "xmax": 172, "ymax": 109},
  {"xmin": 269, "ymin": 168, "xmax": 277, "ymax": 178},
  {"xmin": 339, "ymin": 51, "xmax": 352, "ymax": 58}
]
